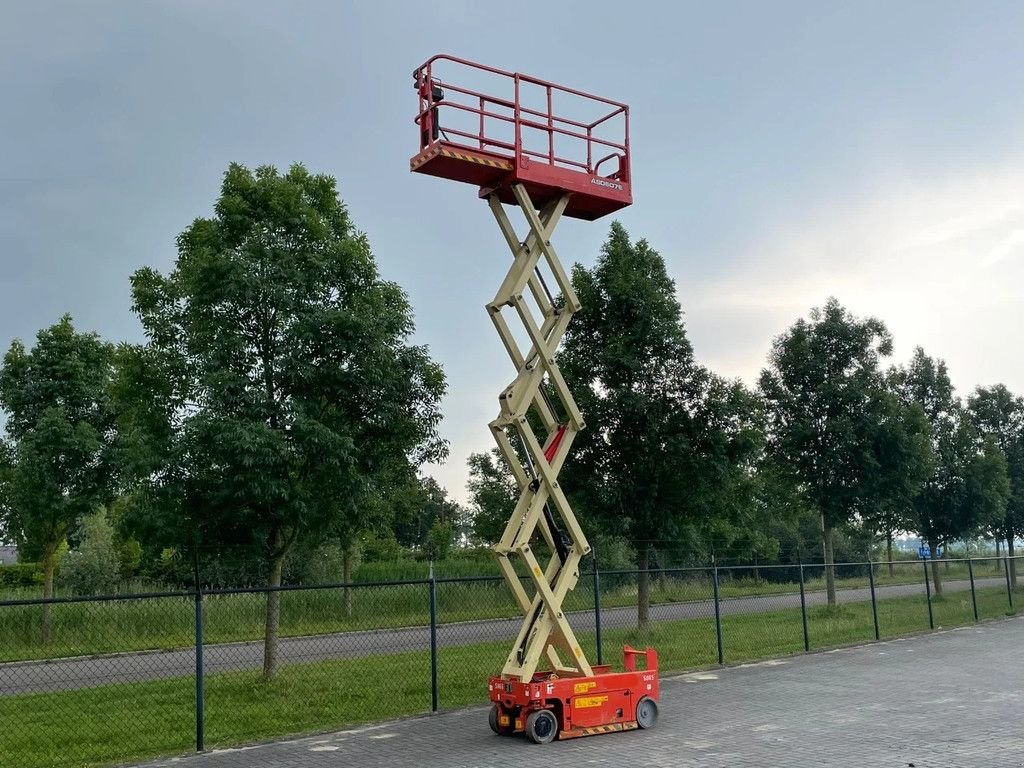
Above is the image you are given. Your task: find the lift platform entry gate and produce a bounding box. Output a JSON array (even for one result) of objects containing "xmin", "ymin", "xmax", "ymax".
[{"xmin": 410, "ymin": 54, "xmax": 658, "ymax": 744}]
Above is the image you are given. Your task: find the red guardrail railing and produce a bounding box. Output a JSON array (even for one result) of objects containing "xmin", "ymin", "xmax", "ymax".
[{"xmin": 414, "ymin": 54, "xmax": 629, "ymax": 181}]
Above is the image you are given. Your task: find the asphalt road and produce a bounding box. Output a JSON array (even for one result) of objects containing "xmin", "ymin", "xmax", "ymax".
[
  {"xmin": 134, "ymin": 616, "xmax": 1024, "ymax": 768},
  {"xmin": 0, "ymin": 576, "xmax": 1003, "ymax": 697}
]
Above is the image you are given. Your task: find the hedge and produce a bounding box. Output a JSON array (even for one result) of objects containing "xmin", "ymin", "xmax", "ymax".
[{"xmin": 0, "ymin": 563, "xmax": 44, "ymax": 588}]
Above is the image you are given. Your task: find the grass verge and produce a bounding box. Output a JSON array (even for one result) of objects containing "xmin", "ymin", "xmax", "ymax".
[{"xmin": 2, "ymin": 563, "xmax": 1017, "ymax": 664}]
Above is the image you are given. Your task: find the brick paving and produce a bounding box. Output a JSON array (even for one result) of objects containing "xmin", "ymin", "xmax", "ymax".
[{"xmin": 137, "ymin": 615, "xmax": 1024, "ymax": 768}]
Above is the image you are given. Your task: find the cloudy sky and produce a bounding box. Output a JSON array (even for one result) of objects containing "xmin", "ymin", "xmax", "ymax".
[{"xmin": 3, "ymin": 2, "xmax": 1023, "ymax": 502}]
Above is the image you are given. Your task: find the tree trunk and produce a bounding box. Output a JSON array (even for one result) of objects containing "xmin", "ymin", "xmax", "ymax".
[
  {"xmin": 637, "ymin": 545, "xmax": 650, "ymax": 632},
  {"xmin": 342, "ymin": 546, "xmax": 354, "ymax": 618},
  {"xmin": 821, "ymin": 514, "xmax": 836, "ymax": 607},
  {"xmin": 41, "ymin": 540, "xmax": 57, "ymax": 646},
  {"xmin": 1007, "ymin": 535, "xmax": 1017, "ymax": 590},
  {"xmin": 995, "ymin": 539, "xmax": 1002, "ymax": 572},
  {"xmin": 943, "ymin": 542, "xmax": 950, "ymax": 573},
  {"xmin": 886, "ymin": 531, "xmax": 894, "ymax": 578},
  {"xmin": 263, "ymin": 535, "xmax": 286, "ymax": 680},
  {"xmin": 929, "ymin": 537, "xmax": 943, "ymax": 598}
]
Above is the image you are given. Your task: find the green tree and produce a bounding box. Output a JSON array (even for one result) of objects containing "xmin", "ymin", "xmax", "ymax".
[
  {"xmin": 59, "ymin": 507, "xmax": 121, "ymax": 595},
  {"xmin": 392, "ymin": 475, "xmax": 462, "ymax": 553},
  {"xmin": 106, "ymin": 495, "xmax": 144, "ymax": 579},
  {"xmin": 0, "ymin": 316, "xmax": 116, "ymax": 642},
  {"xmin": 759, "ymin": 299, "xmax": 912, "ymax": 606},
  {"xmin": 967, "ymin": 384, "xmax": 1024, "ymax": 588},
  {"xmin": 890, "ymin": 349, "xmax": 1008, "ymax": 595},
  {"xmin": 466, "ymin": 449, "xmax": 518, "ymax": 545},
  {"xmin": 0, "ymin": 441, "xmax": 13, "ymax": 544},
  {"xmin": 117, "ymin": 163, "xmax": 447, "ymax": 678},
  {"xmin": 559, "ymin": 223, "xmax": 763, "ymax": 630},
  {"xmin": 864, "ymin": 388, "xmax": 933, "ymax": 576}
]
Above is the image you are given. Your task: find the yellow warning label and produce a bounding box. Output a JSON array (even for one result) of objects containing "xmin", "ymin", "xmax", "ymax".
[
  {"xmin": 573, "ymin": 681, "xmax": 597, "ymax": 694},
  {"xmin": 574, "ymin": 695, "xmax": 609, "ymax": 709}
]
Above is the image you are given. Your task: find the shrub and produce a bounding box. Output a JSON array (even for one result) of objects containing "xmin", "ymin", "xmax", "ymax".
[
  {"xmin": 424, "ymin": 520, "xmax": 454, "ymax": 562},
  {"xmin": 283, "ymin": 540, "xmax": 354, "ymax": 585},
  {"xmin": 117, "ymin": 538, "xmax": 144, "ymax": 578},
  {"xmin": 0, "ymin": 562, "xmax": 44, "ymax": 588},
  {"xmin": 360, "ymin": 530, "xmax": 406, "ymax": 563},
  {"xmin": 59, "ymin": 509, "xmax": 121, "ymax": 596}
]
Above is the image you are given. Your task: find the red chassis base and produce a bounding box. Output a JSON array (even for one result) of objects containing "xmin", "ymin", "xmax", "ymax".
[{"xmin": 488, "ymin": 646, "xmax": 659, "ymax": 744}]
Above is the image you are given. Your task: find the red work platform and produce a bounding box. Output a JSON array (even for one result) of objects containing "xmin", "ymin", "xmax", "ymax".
[
  {"xmin": 488, "ymin": 647, "xmax": 659, "ymax": 743},
  {"xmin": 411, "ymin": 55, "xmax": 631, "ymax": 221}
]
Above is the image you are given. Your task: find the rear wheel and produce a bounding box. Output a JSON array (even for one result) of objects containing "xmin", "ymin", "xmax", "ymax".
[
  {"xmin": 636, "ymin": 696, "xmax": 658, "ymax": 729},
  {"xmin": 525, "ymin": 709, "xmax": 558, "ymax": 744},
  {"xmin": 489, "ymin": 704, "xmax": 515, "ymax": 735}
]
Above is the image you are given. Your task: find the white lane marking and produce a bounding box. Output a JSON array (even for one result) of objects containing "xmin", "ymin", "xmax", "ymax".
[
  {"xmin": 683, "ymin": 739, "xmax": 716, "ymax": 748},
  {"xmin": 736, "ymin": 658, "xmax": 790, "ymax": 669},
  {"xmin": 688, "ymin": 673, "xmax": 719, "ymax": 681},
  {"xmin": 309, "ymin": 746, "xmax": 340, "ymax": 752}
]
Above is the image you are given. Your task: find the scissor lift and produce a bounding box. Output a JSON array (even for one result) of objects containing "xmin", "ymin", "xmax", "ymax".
[{"xmin": 410, "ymin": 55, "xmax": 658, "ymax": 744}]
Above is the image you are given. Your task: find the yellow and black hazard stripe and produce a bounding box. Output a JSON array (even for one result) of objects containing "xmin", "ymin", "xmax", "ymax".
[
  {"xmin": 565, "ymin": 721, "xmax": 638, "ymax": 738},
  {"xmin": 438, "ymin": 149, "xmax": 512, "ymax": 169},
  {"xmin": 410, "ymin": 146, "xmax": 512, "ymax": 171},
  {"xmin": 410, "ymin": 147, "xmax": 440, "ymax": 170}
]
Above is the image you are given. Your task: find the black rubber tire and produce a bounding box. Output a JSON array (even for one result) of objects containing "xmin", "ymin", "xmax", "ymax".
[
  {"xmin": 525, "ymin": 709, "xmax": 558, "ymax": 744},
  {"xmin": 488, "ymin": 704, "xmax": 500, "ymax": 734},
  {"xmin": 636, "ymin": 696, "xmax": 658, "ymax": 729}
]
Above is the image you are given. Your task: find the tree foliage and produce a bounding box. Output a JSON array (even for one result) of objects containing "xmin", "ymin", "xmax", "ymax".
[
  {"xmin": 967, "ymin": 384, "xmax": 1024, "ymax": 586},
  {"xmin": 0, "ymin": 316, "xmax": 116, "ymax": 641},
  {"xmin": 392, "ymin": 475, "xmax": 463, "ymax": 554},
  {"xmin": 558, "ymin": 223, "xmax": 763, "ymax": 628},
  {"xmin": 466, "ymin": 449, "xmax": 518, "ymax": 545},
  {"xmin": 116, "ymin": 163, "xmax": 447, "ymax": 676},
  {"xmin": 864, "ymin": 384, "xmax": 934, "ymax": 571},
  {"xmin": 59, "ymin": 507, "xmax": 121, "ymax": 596},
  {"xmin": 758, "ymin": 299, "xmax": 930, "ymax": 604},
  {"xmin": 890, "ymin": 348, "xmax": 1009, "ymax": 594}
]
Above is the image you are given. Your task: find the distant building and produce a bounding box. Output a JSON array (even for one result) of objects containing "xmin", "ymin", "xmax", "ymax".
[{"xmin": 0, "ymin": 546, "xmax": 18, "ymax": 565}]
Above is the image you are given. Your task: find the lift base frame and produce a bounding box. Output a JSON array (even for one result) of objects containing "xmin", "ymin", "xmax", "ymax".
[{"xmin": 489, "ymin": 646, "xmax": 659, "ymax": 742}]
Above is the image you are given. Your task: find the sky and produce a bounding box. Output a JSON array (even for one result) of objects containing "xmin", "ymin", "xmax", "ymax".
[{"xmin": 2, "ymin": 1, "xmax": 1024, "ymax": 504}]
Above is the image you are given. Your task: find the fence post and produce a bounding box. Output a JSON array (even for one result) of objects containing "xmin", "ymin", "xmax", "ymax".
[
  {"xmin": 592, "ymin": 553, "xmax": 603, "ymax": 666},
  {"xmin": 194, "ymin": 583, "xmax": 204, "ymax": 752},
  {"xmin": 867, "ymin": 561, "xmax": 879, "ymax": 641},
  {"xmin": 968, "ymin": 557, "xmax": 978, "ymax": 622},
  {"xmin": 712, "ymin": 564, "xmax": 724, "ymax": 665},
  {"xmin": 922, "ymin": 559, "xmax": 934, "ymax": 630},
  {"xmin": 429, "ymin": 574, "xmax": 439, "ymax": 712},
  {"xmin": 798, "ymin": 563, "xmax": 809, "ymax": 652},
  {"xmin": 1004, "ymin": 557, "xmax": 1014, "ymax": 610}
]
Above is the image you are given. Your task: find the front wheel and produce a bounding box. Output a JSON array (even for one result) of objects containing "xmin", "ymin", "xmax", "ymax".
[
  {"xmin": 636, "ymin": 696, "xmax": 658, "ymax": 729},
  {"xmin": 488, "ymin": 704, "xmax": 501, "ymax": 734},
  {"xmin": 525, "ymin": 708, "xmax": 559, "ymax": 744}
]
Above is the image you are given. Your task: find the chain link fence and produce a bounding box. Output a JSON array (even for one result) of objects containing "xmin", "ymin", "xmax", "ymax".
[{"xmin": 1, "ymin": 555, "xmax": 1020, "ymax": 767}]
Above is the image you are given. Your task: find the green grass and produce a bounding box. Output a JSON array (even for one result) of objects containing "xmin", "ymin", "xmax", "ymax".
[
  {"xmin": 1, "ymin": 585, "xmax": 1018, "ymax": 768},
  {"xmin": 1, "ymin": 561, "xmax": 1018, "ymax": 663}
]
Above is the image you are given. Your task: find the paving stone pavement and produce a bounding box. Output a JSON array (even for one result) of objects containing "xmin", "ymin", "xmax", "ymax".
[{"xmin": 138, "ymin": 615, "xmax": 1024, "ymax": 768}]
